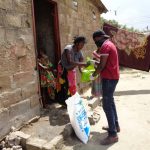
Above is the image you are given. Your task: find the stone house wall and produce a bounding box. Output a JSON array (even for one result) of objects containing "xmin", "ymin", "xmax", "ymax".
[
  {"xmin": 57, "ymin": 0, "xmax": 104, "ymax": 49},
  {"xmin": 55, "ymin": 0, "xmax": 105, "ymax": 91},
  {"xmin": 0, "ymin": 0, "xmax": 106, "ymax": 139},
  {"xmin": 0, "ymin": 0, "xmax": 40, "ymax": 139}
]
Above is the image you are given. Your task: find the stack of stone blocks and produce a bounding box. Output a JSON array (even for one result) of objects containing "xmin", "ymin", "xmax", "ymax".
[{"xmin": 0, "ymin": 0, "xmax": 40, "ymax": 139}]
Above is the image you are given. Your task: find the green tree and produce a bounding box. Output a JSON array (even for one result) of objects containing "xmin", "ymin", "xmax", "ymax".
[{"xmin": 100, "ymin": 17, "xmax": 140, "ymax": 33}]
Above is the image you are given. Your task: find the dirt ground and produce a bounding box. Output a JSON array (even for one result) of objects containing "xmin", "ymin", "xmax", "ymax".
[{"xmin": 63, "ymin": 69, "xmax": 150, "ymax": 150}]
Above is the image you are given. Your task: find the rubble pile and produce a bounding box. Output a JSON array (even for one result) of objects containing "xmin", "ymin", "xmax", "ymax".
[
  {"xmin": 0, "ymin": 133, "xmax": 23, "ymax": 150},
  {"xmin": 0, "ymin": 127, "xmax": 29, "ymax": 150}
]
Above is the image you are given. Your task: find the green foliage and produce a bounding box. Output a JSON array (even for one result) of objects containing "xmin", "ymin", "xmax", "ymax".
[{"xmin": 100, "ymin": 17, "xmax": 140, "ymax": 33}]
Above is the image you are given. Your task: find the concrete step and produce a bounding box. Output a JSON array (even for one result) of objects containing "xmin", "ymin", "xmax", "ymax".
[
  {"xmin": 26, "ymin": 135, "xmax": 64, "ymax": 150},
  {"xmin": 42, "ymin": 135, "xmax": 64, "ymax": 150},
  {"xmin": 26, "ymin": 138, "xmax": 47, "ymax": 150}
]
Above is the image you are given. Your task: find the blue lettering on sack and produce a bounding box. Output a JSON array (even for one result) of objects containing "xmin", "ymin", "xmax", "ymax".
[
  {"xmin": 84, "ymin": 126, "xmax": 90, "ymax": 136},
  {"xmin": 76, "ymin": 103, "xmax": 89, "ymax": 136}
]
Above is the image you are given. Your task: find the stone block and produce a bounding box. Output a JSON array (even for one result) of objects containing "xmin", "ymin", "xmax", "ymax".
[
  {"xmin": 0, "ymin": 46, "xmax": 20, "ymax": 76},
  {"xmin": 21, "ymin": 15, "xmax": 32, "ymax": 28},
  {"xmin": 17, "ymin": 28, "xmax": 34, "ymax": 45},
  {"xmin": 26, "ymin": 105, "xmax": 40, "ymax": 119},
  {"xmin": 9, "ymin": 105, "xmax": 40, "ymax": 135},
  {"xmin": 30, "ymin": 94, "xmax": 40, "ymax": 108},
  {"xmin": 21, "ymin": 81, "xmax": 38, "ymax": 99},
  {"xmin": 9, "ymin": 99, "xmax": 30, "ymax": 118},
  {"xmin": 26, "ymin": 138, "xmax": 47, "ymax": 150},
  {"xmin": 0, "ymin": 88, "xmax": 22, "ymax": 108},
  {"xmin": 8, "ymin": 104, "xmax": 35, "ymax": 130},
  {"xmin": 0, "ymin": 76, "xmax": 12, "ymax": 90},
  {"xmin": 0, "ymin": 103, "xmax": 40, "ymax": 140},
  {"xmin": 5, "ymin": 132, "xmax": 21, "ymax": 147},
  {"xmin": 0, "ymin": 98, "xmax": 3, "ymax": 108},
  {"xmin": 0, "ymin": 9, "xmax": 5, "ymax": 26},
  {"xmin": 88, "ymin": 111, "xmax": 101, "ymax": 125},
  {"xmin": 12, "ymin": 145, "xmax": 22, "ymax": 150},
  {"xmin": 0, "ymin": 108, "xmax": 10, "ymax": 126},
  {"xmin": 6, "ymin": 14, "xmax": 22, "ymax": 28},
  {"xmin": 15, "ymin": 46, "xmax": 27, "ymax": 58},
  {"xmin": 51, "ymin": 135, "xmax": 64, "ymax": 150},
  {"xmin": 0, "ymin": 123, "xmax": 12, "ymax": 141},
  {"xmin": 19, "ymin": 55, "xmax": 35, "ymax": 72},
  {"xmin": 0, "ymin": 108, "xmax": 11, "ymax": 139},
  {"xmin": 12, "ymin": 131, "xmax": 31, "ymax": 149},
  {"xmin": 0, "ymin": 26, "xmax": 5, "ymax": 45},
  {"xmin": 0, "ymin": 0, "xmax": 13, "ymax": 10},
  {"xmin": 5, "ymin": 28, "xmax": 18, "ymax": 45},
  {"xmin": 88, "ymin": 97, "xmax": 100, "ymax": 109},
  {"xmin": 14, "ymin": 38, "xmax": 27, "ymax": 58},
  {"xmin": 42, "ymin": 135, "xmax": 64, "ymax": 150},
  {"xmin": 13, "ymin": 0, "xmax": 31, "ymax": 14},
  {"xmin": 13, "ymin": 71, "xmax": 37, "ymax": 88}
]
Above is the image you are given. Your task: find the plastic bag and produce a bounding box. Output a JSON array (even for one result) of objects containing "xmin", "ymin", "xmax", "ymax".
[
  {"xmin": 81, "ymin": 63, "xmax": 96, "ymax": 82},
  {"xmin": 81, "ymin": 57, "xmax": 99, "ymax": 82},
  {"xmin": 65, "ymin": 92, "xmax": 90, "ymax": 144}
]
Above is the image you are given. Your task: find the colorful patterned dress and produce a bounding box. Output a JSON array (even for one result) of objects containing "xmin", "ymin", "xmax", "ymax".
[{"xmin": 38, "ymin": 55, "xmax": 56, "ymax": 101}]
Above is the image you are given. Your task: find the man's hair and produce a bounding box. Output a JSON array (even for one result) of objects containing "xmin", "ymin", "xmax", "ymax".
[{"xmin": 73, "ymin": 36, "xmax": 87, "ymax": 44}]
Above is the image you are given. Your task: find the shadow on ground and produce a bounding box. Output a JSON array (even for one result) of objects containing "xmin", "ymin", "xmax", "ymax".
[
  {"xmin": 115, "ymin": 90, "xmax": 150, "ymax": 96},
  {"xmin": 21, "ymin": 104, "xmax": 69, "ymax": 141},
  {"xmin": 40, "ymin": 104, "xmax": 70, "ymax": 126},
  {"xmin": 64, "ymin": 131, "xmax": 117, "ymax": 150}
]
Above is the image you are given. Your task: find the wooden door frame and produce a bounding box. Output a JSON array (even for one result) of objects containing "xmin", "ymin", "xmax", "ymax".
[
  {"xmin": 31, "ymin": 0, "xmax": 61, "ymax": 107},
  {"xmin": 31, "ymin": 0, "xmax": 61, "ymax": 64},
  {"xmin": 48, "ymin": 0, "xmax": 61, "ymax": 63}
]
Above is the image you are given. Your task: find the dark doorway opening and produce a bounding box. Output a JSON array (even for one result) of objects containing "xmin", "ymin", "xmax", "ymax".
[{"xmin": 32, "ymin": 0, "xmax": 61, "ymax": 107}]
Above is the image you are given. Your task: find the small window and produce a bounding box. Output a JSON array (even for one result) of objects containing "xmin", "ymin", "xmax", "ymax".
[{"xmin": 72, "ymin": 0, "xmax": 78, "ymax": 11}]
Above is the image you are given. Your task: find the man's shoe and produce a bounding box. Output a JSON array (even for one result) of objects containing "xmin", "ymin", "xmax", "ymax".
[
  {"xmin": 102, "ymin": 126, "xmax": 120, "ymax": 132},
  {"xmin": 100, "ymin": 136, "xmax": 118, "ymax": 145}
]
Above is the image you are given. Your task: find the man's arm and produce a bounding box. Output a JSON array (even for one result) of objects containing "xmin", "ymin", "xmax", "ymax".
[{"xmin": 93, "ymin": 55, "xmax": 108, "ymax": 76}]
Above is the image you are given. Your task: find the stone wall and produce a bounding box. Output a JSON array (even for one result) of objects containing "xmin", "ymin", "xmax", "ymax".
[
  {"xmin": 0, "ymin": 0, "xmax": 40, "ymax": 139},
  {"xmin": 55, "ymin": 0, "xmax": 104, "ymax": 91}
]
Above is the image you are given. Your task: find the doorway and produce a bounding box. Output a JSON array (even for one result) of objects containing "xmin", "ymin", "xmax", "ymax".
[{"xmin": 32, "ymin": 0, "xmax": 61, "ymax": 107}]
